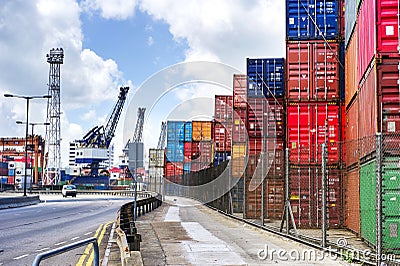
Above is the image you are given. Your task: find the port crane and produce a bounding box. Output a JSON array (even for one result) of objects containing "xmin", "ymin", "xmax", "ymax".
[
  {"xmin": 157, "ymin": 122, "xmax": 167, "ymax": 149},
  {"xmin": 75, "ymin": 86, "xmax": 129, "ymax": 176}
]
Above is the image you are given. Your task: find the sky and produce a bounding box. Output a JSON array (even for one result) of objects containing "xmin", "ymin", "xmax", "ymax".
[{"xmin": 0, "ymin": 0, "xmax": 285, "ymax": 167}]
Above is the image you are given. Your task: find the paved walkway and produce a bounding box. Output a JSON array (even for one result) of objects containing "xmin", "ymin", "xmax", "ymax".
[{"xmin": 106, "ymin": 196, "xmax": 355, "ymax": 266}]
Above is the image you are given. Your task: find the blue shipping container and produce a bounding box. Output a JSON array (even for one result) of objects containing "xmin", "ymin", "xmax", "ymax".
[
  {"xmin": 166, "ymin": 141, "xmax": 184, "ymax": 162},
  {"xmin": 184, "ymin": 162, "xmax": 191, "ymax": 173},
  {"xmin": 0, "ymin": 162, "xmax": 8, "ymax": 169},
  {"xmin": 184, "ymin": 122, "xmax": 192, "ymax": 142},
  {"xmin": 247, "ymin": 58, "xmax": 285, "ymax": 98},
  {"xmin": 214, "ymin": 152, "xmax": 231, "ymax": 166},
  {"xmin": 344, "ymin": 0, "xmax": 357, "ymax": 47},
  {"xmin": 167, "ymin": 121, "xmax": 185, "ymax": 142},
  {"xmin": 8, "ymin": 169, "xmax": 14, "ymax": 176},
  {"xmin": 286, "ymin": 0, "xmax": 340, "ymax": 40}
]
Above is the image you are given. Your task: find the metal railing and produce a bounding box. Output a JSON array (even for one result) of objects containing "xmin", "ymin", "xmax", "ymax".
[{"xmin": 32, "ymin": 237, "xmax": 99, "ymax": 266}]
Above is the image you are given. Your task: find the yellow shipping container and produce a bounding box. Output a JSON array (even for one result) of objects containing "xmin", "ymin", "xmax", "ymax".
[
  {"xmin": 192, "ymin": 121, "xmax": 213, "ymax": 141},
  {"xmin": 232, "ymin": 143, "xmax": 246, "ymax": 159}
]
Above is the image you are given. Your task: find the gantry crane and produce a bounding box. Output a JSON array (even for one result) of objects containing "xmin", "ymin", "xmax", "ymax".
[
  {"xmin": 75, "ymin": 86, "xmax": 129, "ymax": 176},
  {"xmin": 157, "ymin": 122, "xmax": 167, "ymax": 149}
]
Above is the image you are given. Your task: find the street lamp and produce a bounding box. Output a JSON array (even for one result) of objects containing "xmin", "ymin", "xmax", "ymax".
[
  {"xmin": 16, "ymin": 121, "xmax": 50, "ymax": 191},
  {"xmin": 5, "ymin": 93, "xmax": 51, "ymax": 196}
]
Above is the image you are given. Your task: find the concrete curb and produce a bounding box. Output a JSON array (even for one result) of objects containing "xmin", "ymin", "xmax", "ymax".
[{"xmin": 0, "ymin": 195, "xmax": 40, "ymax": 209}]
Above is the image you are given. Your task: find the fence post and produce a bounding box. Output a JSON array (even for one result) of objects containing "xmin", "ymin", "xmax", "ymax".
[
  {"xmin": 285, "ymin": 148, "xmax": 289, "ymax": 234},
  {"xmin": 321, "ymin": 143, "xmax": 327, "ymax": 248},
  {"xmin": 376, "ymin": 133, "xmax": 382, "ymax": 266}
]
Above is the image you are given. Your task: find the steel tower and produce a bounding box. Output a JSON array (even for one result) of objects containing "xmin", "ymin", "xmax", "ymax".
[{"xmin": 43, "ymin": 48, "xmax": 63, "ymax": 185}]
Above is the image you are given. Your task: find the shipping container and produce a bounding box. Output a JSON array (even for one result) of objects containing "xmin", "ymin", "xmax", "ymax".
[
  {"xmin": 266, "ymin": 139, "xmax": 285, "ymax": 179},
  {"xmin": 344, "ymin": 167, "xmax": 361, "ymax": 234},
  {"xmin": 245, "ymin": 154, "xmax": 262, "ymax": 219},
  {"xmin": 286, "ymin": 41, "xmax": 341, "ymax": 101},
  {"xmin": 233, "ymin": 74, "xmax": 247, "ymax": 109},
  {"xmin": 214, "ymin": 152, "xmax": 231, "ymax": 166},
  {"xmin": 231, "ymin": 157, "xmax": 246, "ymax": 178},
  {"xmin": 345, "ymin": 24, "xmax": 358, "ymax": 107},
  {"xmin": 149, "ymin": 148, "xmax": 164, "ymax": 168},
  {"xmin": 345, "ymin": 0, "xmax": 358, "ymax": 46},
  {"xmin": 345, "ymin": 98, "xmax": 359, "ymax": 166},
  {"xmin": 246, "ymin": 58, "xmax": 285, "ymax": 98},
  {"xmin": 166, "ymin": 141, "xmax": 184, "ymax": 162},
  {"xmin": 376, "ymin": 0, "xmax": 399, "ymax": 54},
  {"xmin": 191, "ymin": 141, "xmax": 214, "ymax": 172},
  {"xmin": 357, "ymin": 0, "xmax": 376, "ymax": 83},
  {"xmin": 287, "ymin": 102, "xmax": 341, "ymax": 164},
  {"xmin": 286, "ymin": 0, "xmax": 342, "ymax": 40},
  {"xmin": 232, "ymin": 108, "xmax": 247, "ymax": 142},
  {"xmin": 214, "ymin": 123, "xmax": 232, "ymax": 152},
  {"xmin": 184, "ymin": 122, "xmax": 192, "ymax": 142},
  {"xmin": 289, "ymin": 165, "xmax": 342, "ymax": 228},
  {"xmin": 192, "ymin": 121, "xmax": 213, "ymax": 141},
  {"xmin": 167, "ymin": 121, "xmax": 185, "ymax": 142},
  {"xmin": 184, "ymin": 142, "xmax": 192, "ymax": 162},
  {"xmin": 214, "ymin": 95, "xmax": 233, "ymax": 123},
  {"xmin": 232, "ymin": 143, "xmax": 246, "ymax": 159},
  {"xmin": 164, "ymin": 162, "xmax": 184, "ymax": 178},
  {"xmin": 231, "ymin": 179, "xmax": 244, "ymax": 213},
  {"xmin": 264, "ymin": 179, "xmax": 284, "ymax": 220},
  {"xmin": 148, "ymin": 166, "xmax": 163, "ymax": 194}
]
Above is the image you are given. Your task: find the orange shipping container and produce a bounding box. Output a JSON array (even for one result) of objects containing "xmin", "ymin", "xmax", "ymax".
[
  {"xmin": 345, "ymin": 23, "xmax": 358, "ymax": 107},
  {"xmin": 345, "ymin": 98, "xmax": 359, "ymax": 167},
  {"xmin": 232, "ymin": 143, "xmax": 246, "ymax": 159},
  {"xmin": 344, "ymin": 167, "xmax": 361, "ymax": 235},
  {"xmin": 192, "ymin": 121, "xmax": 213, "ymax": 141}
]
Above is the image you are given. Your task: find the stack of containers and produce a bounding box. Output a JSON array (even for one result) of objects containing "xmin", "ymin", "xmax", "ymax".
[
  {"xmin": 165, "ymin": 121, "xmax": 185, "ymax": 193},
  {"xmin": 345, "ymin": 0, "xmax": 400, "ymax": 251},
  {"xmin": 245, "ymin": 58, "xmax": 285, "ymax": 220},
  {"xmin": 183, "ymin": 121, "xmax": 192, "ymax": 173},
  {"xmin": 148, "ymin": 148, "xmax": 164, "ymax": 194},
  {"xmin": 213, "ymin": 95, "xmax": 233, "ymax": 165},
  {"xmin": 286, "ymin": 0, "xmax": 344, "ymax": 228},
  {"xmin": 191, "ymin": 121, "xmax": 214, "ymax": 172},
  {"xmin": 231, "ymin": 74, "xmax": 247, "ymax": 212}
]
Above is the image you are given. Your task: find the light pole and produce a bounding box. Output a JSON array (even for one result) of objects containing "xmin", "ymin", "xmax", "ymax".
[
  {"xmin": 16, "ymin": 121, "xmax": 50, "ymax": 191},
  {"xmin": 5, "ymin": 93, "xmax": 51, "ymax": 196}
]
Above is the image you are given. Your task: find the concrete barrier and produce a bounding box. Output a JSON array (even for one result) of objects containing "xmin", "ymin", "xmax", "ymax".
[{"xmin": 0, "ymin": 195, "xmax": 40, "ymax": 209}]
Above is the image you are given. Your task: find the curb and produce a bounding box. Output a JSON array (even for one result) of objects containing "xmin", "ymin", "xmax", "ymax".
[{"xmin": 0, "ymin": 195, "xmax": 40, "ymax": 209}]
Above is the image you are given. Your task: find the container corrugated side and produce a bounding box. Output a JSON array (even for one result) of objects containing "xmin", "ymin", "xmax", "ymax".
[
  {"xmin": 246, "ymin": 58, "xmax": 285, "ymax": 98},
  {"xmin": 213, "ymin": 123, "xmax": 232, "ymax": 152},
  {"xmin": 377, "ymin": 57, "xmax": 400, "ymax": 133},
  {"xmin": 214, "ymin": 95, "xmax": 233, "ymax": 123},
  {"xmin": 286, "ymin": 41, "xmax": 341, "ymax": 101},
  {"xmin": 287, "ymin": 102, "xmax": 340, "ymax": 164},
  {"xmin": 377, "ymin": 0, "xmax": 399, "ymax": 54},
  {"xmin": 184, "ymin": 122, "xmax": 192, "ymax": 142},
  {"xmin": 192, "ymin": 121, "xmax": 213, "ymax": 141},
  {"xmin": 149, "ymin": 148, "xmax": 164, "ymax": 168},
  {"xmin": 232, "ymin": 109, "xmax": 247, "ymax": 142},
  {"xmin": 345, "ymin": 0, "xmax": 358, "ymax": 46},
  {"xmin": 233, "ymin": 74, "xmax": 247, "ymax": 109},
  {"xmin": 286, "ymin": 0, "xmax": 342, "ymax": 40},
  {"xmin": 290, "ymin": 166, "xmax": 342, "ymax": 228},
  {"xmin": 191, "ymin": 141, "xmax": 213, "ymax": 172},
  {"xmin": 344, "ymin": 167, "xmax": 361, "ymax": 234},
  {"xmin": 357, "ymin": 0, "xmax": 376, "ymax": 84},
  {"xmin": 166, "ymin": 141, "xmax": 184, "ymax": 162},
  {"xmin": 345, "ymin": 98, "xmax": 359, "ymax": 166},
  {"xmin": 345, "ymin": 23, "xmax": 358, "ymax": 107},
  {"xmin": 167, "ymin": 121, "xmax": 185, "ymax": 142}
]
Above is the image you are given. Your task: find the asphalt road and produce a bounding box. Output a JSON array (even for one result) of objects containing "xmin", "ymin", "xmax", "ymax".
[{"xmin": 0, "ymin": 194, "xmax": 133, "ymax": 266}]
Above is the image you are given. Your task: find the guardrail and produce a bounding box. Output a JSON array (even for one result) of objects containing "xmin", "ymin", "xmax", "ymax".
[
  {"xmin": 115, "ymin": 192, "xmax": 162, "ymax": 264},
  {"xmin": 0, "ymin": 195, "xmax": 40, "ymax": 209},
  {"xmin": 32, "ymin": 237, "xmax": 99, "ymax": 266},
  {"xmin": 30, "ymin": 190, "xmax": 152, "ymax": 197}
]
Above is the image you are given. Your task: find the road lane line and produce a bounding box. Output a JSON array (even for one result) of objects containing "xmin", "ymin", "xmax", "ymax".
[
  {"xmin": 86, "ymin": 221, "xmax": 112, "ymax": 266},
  {"xmin": 76, "ymin": 224, "xmax": 103, "ymax": 266},
  {"xmin": 36, "ymin": 247, "xmax": 49, "ymax": 252},
  {"xmin": 84, "ymin": 231, "xmax": 92, "ymax": 236},
  {"xmin": 13, "ymin": 254, "xmax": 29, "ymax": 260},
  {"xmin": 55, "ymin": 241, "xmax": 67, "ymax": 246},
  {"xmin": 71, "ymin": 236, "xmax": 80, "ymax": 241}
]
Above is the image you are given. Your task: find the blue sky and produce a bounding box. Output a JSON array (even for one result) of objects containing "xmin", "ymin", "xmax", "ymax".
[{"xmin": 0, "ymin": 0, "xmax": 285, "ymax": 166}]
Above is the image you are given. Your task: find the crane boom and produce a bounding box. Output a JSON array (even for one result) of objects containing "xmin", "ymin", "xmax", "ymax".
[
  {"xmin": 157, "ymin": 122, "xmax": 167, "ymax": 149},
  {"xmin": 132, "ymin": 107, "xmax": 146, "ymax": 143}
]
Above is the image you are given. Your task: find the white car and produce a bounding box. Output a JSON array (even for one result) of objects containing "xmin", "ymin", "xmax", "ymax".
[{"xmin": 62, "ymin": 185, "xmax": 77, "ymax": 197}]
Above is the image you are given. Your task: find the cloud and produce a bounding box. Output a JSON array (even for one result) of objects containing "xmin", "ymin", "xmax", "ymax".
[
  {"xmin": 80, "ymin": 0, "xmax": 138, "ymax": 20},
  {"xmin": 147, "ymin": 36, "xmax": 154, "ymax": 46},
  {"xmin": 0, "ymin": 0, "xmax": 129, "ymax": 166}
]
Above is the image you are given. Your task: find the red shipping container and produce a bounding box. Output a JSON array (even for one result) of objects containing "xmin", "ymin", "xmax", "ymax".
[
  {"xmin": 344, "ymin": 167, "xmax": 361, "ymax": 234},
  {"xmin": 213, "ymin": 123, "xmax": 232, "ymax": 152},
  {"xmin": 264, "ymin": 179, "xmax": 284, "ymax": 220},
  {"xmin": 164, "ymin": 162, "xmax": 183, "ymax": 178},
  {"xmin": 287, "ymin": 102, "xmax": 340, "ymax": 164},
  {"xmin": 184, "ymin": 142, "xmax": 192, "ymax": 162},
  {"xmin": 289, "ymin": 166, "xmax": 342, "ymax": 228},
  {"xmin": 357, "ymin": 0, "xmax": 376, "ymax": 83},
  {"xmin": 267, "ymin": 99, "xmax": 285, "ymax": 137},
  {"xmin": 345, "ymin": 23, "xmax": 358, "ymax": 107},
  {"xmin": 232, "ymin": 108, "xmax": 247, "ymax": 142},
  {"xmin": 233, "ymin": 74, "xmax": 247, "ymax": 109},
  {"xmin": 214, "ymin": 95, "xmax": 233, "ymax": 123},
  {"xmin": 191, "ymin": 141, "xmax": 213, "ymax": 171},
  {"xmin": 377, "ymin": 0, "xmax": 399, "ymax": 54},
  {"xmin": 286, "ymin": 41, "xmax": 341, "ymax": 101}
]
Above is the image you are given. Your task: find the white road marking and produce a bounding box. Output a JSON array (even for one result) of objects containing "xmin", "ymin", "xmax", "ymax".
[
  {"xmin": 71, "ymin": 236, "xmax": 80, "ymax": 241},
  {"xmin": 164, "ymin": 206, "xmax": 180, "ymax": 222},
  {"xmin": 36, "ymin": 247, "xmax": 49, "ymax": 252},
  {"xmin": 54, "ymin": 241, "xmax": 66, "ymax": 246},
  {"xmin": 13, "ymin": 254, "xmax": 29, "ymax": 260},
  {"xmin": 84, "ymin": 231, "xmax": 92, "ymax": 236}
]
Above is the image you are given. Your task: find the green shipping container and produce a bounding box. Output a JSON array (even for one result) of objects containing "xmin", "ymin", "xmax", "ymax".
[
  {"xmin": 382, "ymin": 158, "xmax": 400, "ymax": 190},
  {"xmin": 360, "ymin": 160, "xmax": 377, "ymax": 246}
]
